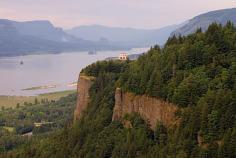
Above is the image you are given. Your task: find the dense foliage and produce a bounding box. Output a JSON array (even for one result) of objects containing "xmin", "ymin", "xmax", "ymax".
[
  {"xmin": 0, "ymin": 93, "xmax": 76, "ymax": 153},
  {"xmin": 117, "ymin": 22, "xmax": 236, "ymax": 157},
  {"xmin": 2, "ymin": 23, "xmax": 236, "ymax": 158}
]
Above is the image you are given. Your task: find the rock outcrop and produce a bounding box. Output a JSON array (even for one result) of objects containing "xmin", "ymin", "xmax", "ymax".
[
  {"xmin": 112, "ymin": 88, "xmax": 179, "ymax": 129},
  {"xmin": 74, "ymin": 75, "xmax": 94, "ymax": 120},
  {"xmin": 74, "ymin": 76, "xmax": 179, "ymax": 129}
]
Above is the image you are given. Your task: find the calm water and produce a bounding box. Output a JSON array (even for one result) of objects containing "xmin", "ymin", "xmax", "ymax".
[{"xmin": 0, "ymin": 48, "xmax": 148, "ymax": 96}]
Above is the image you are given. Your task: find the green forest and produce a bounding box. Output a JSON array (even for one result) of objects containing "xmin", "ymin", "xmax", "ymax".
[
  {"xmin": 1, "ymin": 22, "xmax": 236, "ymax": 158},
  {"xmin": 0, "ymin": 93, "xmax": 76, "ymax": 153}
]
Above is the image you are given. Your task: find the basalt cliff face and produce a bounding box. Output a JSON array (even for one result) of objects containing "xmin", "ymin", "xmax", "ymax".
[
  {"xmin": 112, "ymin": 88, "xmax": 179, "ymax": 129},
  {"xmin": 75, "ymin": 75, "xmax": 179, "ymax": 129},
  {"xmin": 74, "ymin": 75, "xmax": 94, "ymax": 120}
]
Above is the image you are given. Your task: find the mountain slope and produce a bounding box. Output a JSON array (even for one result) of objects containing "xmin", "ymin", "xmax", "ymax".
[
  {"xmin": 0, "ymin": 20, "xmax": 66, "ymax": 56},
  {"xmin": 67, "ymin": 24, "xmax": 183, "ymax": 46},
  {"xmin": 12, "ymin": 20, "xmax": 77, "ymax": 43},
  {"xmin": 172, "ymin": 8, "xmax": 236, "ymax": 36},
  {"xmin": 0, "ymin": 19, "xmax": 132, "ymax": 56}
]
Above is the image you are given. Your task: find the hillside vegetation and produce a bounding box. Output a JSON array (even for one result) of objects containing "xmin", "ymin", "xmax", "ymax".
[
  {"xmin": 2, "ymin": 23, "xmax": 236, "ymax": 158},
  {"xmin": 0, "ymin": 93, "xmax": 76, "ymax": 153}
]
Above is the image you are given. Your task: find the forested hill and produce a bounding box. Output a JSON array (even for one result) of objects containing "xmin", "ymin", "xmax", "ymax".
[
  {"xmin": 120, "ymin": 22, "xmax": 236, "ymax": 107},
  {"xmin": 2, "ymin": 23, "xmax": 236, "ymax": 158},
  {"xmin": 172, "ymin": 8, "xmax": 236, "ymax": 36}
]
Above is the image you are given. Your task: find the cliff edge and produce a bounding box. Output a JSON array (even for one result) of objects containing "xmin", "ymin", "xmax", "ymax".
[
  {"xmin": 75, "ymin": 76, "xmax": 179, "ymax": 129},
  {"xmin": 112, "ymin": 88, "xmax": 179, "ymax": 129},
  {"xmin": 74, "ymin": 75, "xmax": 94, "ymax": 120}
]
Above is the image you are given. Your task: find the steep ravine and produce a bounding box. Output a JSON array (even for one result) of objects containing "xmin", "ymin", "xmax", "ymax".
[{"xmin": 75, "ymin": 75, "xmax": 179, "ymax": 129}]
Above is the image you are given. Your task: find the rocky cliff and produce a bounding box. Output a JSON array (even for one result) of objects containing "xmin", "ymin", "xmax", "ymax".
[
  {"xmin": 74, "ymin": 75, "xmax": 94, "ymax": 120},
  {"xmin": 75, "ymin": 75, "xmax": 179, "ymax": 129},
  {"xmin": 112, "ymin": 88, "xmax": 179, "ymax": 129}
]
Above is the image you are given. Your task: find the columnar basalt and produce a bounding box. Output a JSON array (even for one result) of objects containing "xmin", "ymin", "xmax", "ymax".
[
  {"xmin": 112, "ymin": 88, "xmax": 179, "ymax": 129},
  {"xmin": 75, "ymin": 77, "xmax": 179, "ymax": 129}
]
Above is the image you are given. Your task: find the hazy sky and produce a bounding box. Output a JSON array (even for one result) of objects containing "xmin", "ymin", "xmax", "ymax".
[{"xmin": 0, "ymin": 0, "xmax": 235, "ymax": 29}]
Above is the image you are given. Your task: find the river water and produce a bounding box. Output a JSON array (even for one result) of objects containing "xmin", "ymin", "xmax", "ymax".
[{"xmin": 0, "ymin": 48, "xmax": 148, "ymax": 96}]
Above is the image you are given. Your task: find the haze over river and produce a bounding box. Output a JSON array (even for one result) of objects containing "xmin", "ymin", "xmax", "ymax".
[{"xmin": 0, "ymin": 48, "xmax": 148, "ymax": 96}]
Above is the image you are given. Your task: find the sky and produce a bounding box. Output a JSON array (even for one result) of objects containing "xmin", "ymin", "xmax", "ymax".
[{"xmin": 0, "ymin": 0, "xmax": 235, "ymax": 29}]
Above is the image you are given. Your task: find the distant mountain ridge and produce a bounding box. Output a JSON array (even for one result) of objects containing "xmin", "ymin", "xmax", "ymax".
[
  {"xmin": 1, "ymin": 7, "xmax": 236, "ymax": 56},
  {"xmin": 12, "ymin": 20, "xmax": 77, "ymax": 42},
  {"xmin": 0, "ymin": 19, "xmax": 64, "ymax": 56},
  {"xmin": 66, "ymin": 24, "xmax": 183, "ymax": 46},
  {"xmin": 0, "ymin": 19, "xmax": 184, "ymax": 56},
  {"xmin": 172, "ymin": 8, "xmax": 236, "ymax": 36},
  {"xmin": 0, "ymin": 19, "xmax": 132, "ymax": 56}
]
